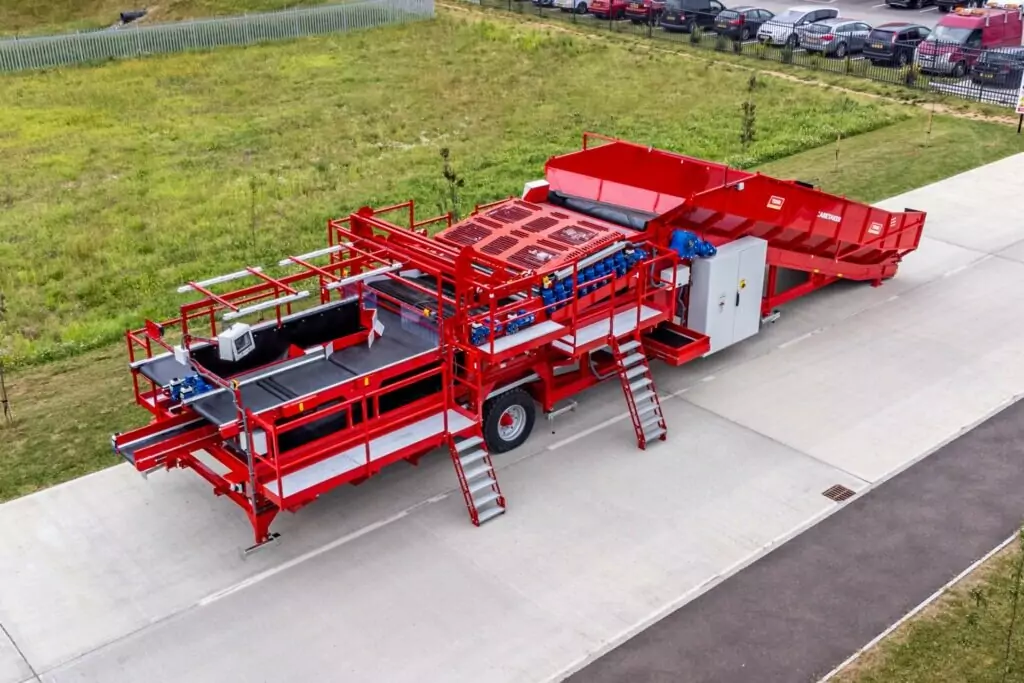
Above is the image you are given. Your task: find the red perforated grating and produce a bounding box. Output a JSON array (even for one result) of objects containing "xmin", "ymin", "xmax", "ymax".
[
  {"xmin": 536, "ymin": 238, "xmax": 568, "ymax": 253},
  {"xmin": 523, "ymin": 216, "xmax": 559, "ymax": 234},
  {"xmin": 442, "ymin": 222, "xmax": 492, "ymax": 246},
  {"xmin": 488, "ymin": 205, "xmax": 533, "ymax": 224},
  {"xmin": 549, "ymin": 225, "xmax": 598, "ymax": 247},
  {"xmin": 481, "ymin": 235, "xmax": 518, "ymax": 256},
  {"xmin": 475, "ymin": 216, "xmax": 503, "ymax": 229},
  {"xmin": 508, "ymin": 245, "xmax": 559, "ymax": 270}
]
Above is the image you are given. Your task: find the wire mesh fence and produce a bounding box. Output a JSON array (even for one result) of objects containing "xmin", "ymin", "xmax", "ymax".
[
  {"xmin": 0, "ymin": 0, "xmax": 435, "ymax": 73},
  {"xmin": 479, "ymin": 0, "xmax": 1024, "ymax": 108}
]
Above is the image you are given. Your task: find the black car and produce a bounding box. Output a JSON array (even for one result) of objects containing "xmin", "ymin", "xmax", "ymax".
[
  {"xmin": 863, "ymin": 22, "xmax": 930, "ymax": 66},
  {"xmin": 660, "ymin": 0, "xmax": 725, "ymax": 32},
  {"xmin": 970, "ymin": 46, "xmax": 1024, "ymax": 88},
  {"xmin": 885, "ymin": 0, "xmax": 934, "ymax": 9},
  {"xmin": 713, "ymin": 5, "xmax": 773, "ymax": 40}
]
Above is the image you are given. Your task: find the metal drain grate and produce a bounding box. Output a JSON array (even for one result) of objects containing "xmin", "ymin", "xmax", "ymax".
[{"xmin": 822, "ymin": 484, "xmax": 855, "ymax": 502}]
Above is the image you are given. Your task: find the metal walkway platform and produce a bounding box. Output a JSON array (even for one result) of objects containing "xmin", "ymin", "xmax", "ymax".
[
  {"xmin": 475, "ymin": 320, "xmax": 566, "ymax": 353},
  {"xmin": 263, "ymin": 410, "xmax": 474, "ymax": 499},
  {"xmin": 552, "ymin": 305, "xmax": 662, "ymax": 354}
]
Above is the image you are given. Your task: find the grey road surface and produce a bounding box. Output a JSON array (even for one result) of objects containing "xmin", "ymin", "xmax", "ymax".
[{"xmin": 568, "ymin": 393, "xmax": 1024, "ymax": 683}]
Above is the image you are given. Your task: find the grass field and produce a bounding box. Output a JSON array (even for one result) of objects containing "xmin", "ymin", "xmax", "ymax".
[
  {"xmin": 0, "ymin": 13, "xmax": 915, "ymax": 367},
  {"xmin": 836, "ymin": 534, "xmax": 1024, "ymax": 683},
  {"xmin": 3, "ymin": 114, "xmax": 1023, "ymax": 502},
  {"xmin": 0, "ymin": 0, "xmax": 337, "ymax": 37},
  {"xmin": 0, "ymin": 6, "xmax": 1022, "ymax": 504}
]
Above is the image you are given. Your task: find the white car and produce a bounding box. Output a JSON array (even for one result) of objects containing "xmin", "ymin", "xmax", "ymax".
[
  {"xmin": 554, "ymin": 0, "xmax": 589, "ymax": 12},
  {"xmin": 757, "ymin": 6, "xmax": 840, "ymax": 47}
]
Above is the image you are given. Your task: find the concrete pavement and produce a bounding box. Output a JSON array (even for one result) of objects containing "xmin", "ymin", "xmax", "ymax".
[{"xmin": 1, "ymin": 151, "xmax": 1023, "ymax": 682}]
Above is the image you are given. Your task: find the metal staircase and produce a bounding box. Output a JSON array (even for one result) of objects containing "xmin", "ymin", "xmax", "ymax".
[
  {"xmin": 610, "ymin": 334, "xmax": 667, "ymax": 449},
  {"xmin": 448, "ymin": 430, "xmax": 506, "ymax": 525}
]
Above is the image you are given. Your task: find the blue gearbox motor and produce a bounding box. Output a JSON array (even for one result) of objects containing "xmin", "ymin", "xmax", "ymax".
[
  {"xmin": 669, "ymin": 230, "xmax": 717, "ymax": 260},
  {"xmin": 168, "ymin": 373, "xmax": 215, "ymax": 403}
]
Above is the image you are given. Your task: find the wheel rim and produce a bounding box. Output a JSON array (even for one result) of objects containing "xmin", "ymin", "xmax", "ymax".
[{"xmin": 497, "ymin": 405, "xmax": 528, "ymax": 442}]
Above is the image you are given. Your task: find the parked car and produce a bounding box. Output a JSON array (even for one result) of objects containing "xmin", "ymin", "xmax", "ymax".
[
  {"xmin": 886, "ymin": 0, "xmax": 934, "ymax": 10},
  {"xmin": 757, "ymin": 6, "xmax": 840, "ymax": 47},
  {"xmin": 970, "ymin": 46, "xmax": 1024, "ymax": 88},
  {"xmin": 532, "ymin": 0, "xmax": 557, "ymax": 6},
  {"xmin": 916, "ymin": 8, "xmax": 1023, "ymax": 77},
  {"xmin": 660, "ymin": 0, "xmax": 726, "ymax": 32},
  {"xmin": 589, "ymin": 0, "xmax": 629, "ymax": 17},
  {"xmin": 625, "ymin": 0, "xmax": 666, "ymax": 23},
  {"xmin": 796, "ymin": 18, "xmax": 872, "ymax": 57},
  {"xmin": 554, "ymin": 0, "xmax": 589, "ymax": 12},
  {"xmin": 713, "ymin": 6, "xmax": 774, "ymax": 40},
  {"xmin": 863, "ymin": 22, "xmax": 931, "ymax": 66}
]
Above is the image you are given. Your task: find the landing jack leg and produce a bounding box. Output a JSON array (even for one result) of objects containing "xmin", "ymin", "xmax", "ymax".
[{"xmin": 242, "ymin": 505, "xmax": 281, "ymax": 558}]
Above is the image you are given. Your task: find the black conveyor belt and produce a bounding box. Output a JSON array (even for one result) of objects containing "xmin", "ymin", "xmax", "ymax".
[{"xmin": 189, "ymin": 309, "xmax": 437, "ymax": 426}]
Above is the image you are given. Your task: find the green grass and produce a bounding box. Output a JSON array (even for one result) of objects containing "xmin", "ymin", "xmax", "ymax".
[
  {"xmin": 3, "ymin": 114, "xmax": 1023, "ymax": 503},
  {"xmin": 0, "ymin": 13, "xmax": 913, "ymax": 367},
  {"xmin": 1, "ymin": 8, "xmax": 1023, "ymax": 506},
  {"xmin": 836, "ymin": 535, "xmax": 1024, "ymax": 683},
  {"xmin": 477, "ymin": 0, "xmax": 1019, "ymax": 120},
  {"xmin": 0, "ymin": 0, "xmax": 338, "ymax": 37}
]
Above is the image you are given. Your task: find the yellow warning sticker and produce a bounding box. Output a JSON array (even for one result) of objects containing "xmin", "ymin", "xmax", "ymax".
[{"xmin": 739, "ymin": 279, "xmax": 747, "ymax": 289}]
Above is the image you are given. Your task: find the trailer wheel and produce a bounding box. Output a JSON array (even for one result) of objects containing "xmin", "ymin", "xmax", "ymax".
[{"xmin": 483, "ymin": 389, "xmax": 536, "ymax": 454}]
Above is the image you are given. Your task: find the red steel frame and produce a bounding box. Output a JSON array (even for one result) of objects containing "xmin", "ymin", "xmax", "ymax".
[{"xmin": 113, "ymin": 134, "xmax": 926, "ymax": 548}]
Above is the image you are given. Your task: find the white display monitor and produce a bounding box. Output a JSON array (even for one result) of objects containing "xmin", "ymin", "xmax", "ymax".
[{"xmin": 219, "ymin": 323, "xmax": 255, "ymax": 362}]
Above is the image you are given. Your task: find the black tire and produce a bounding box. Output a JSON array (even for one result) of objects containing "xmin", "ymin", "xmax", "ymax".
[
  {"xmin": 952, "ymin": 61, "xmax": 966, "ymax": 78},
  {"xmin": 786, "ymin": 33, "xmax": 798, "ymax": 49},
  {"xmin": 834, "ymin": 42, "xmax": 847, "ymax": 58},
  {"xmin": 897, "ymin": 51, "xmax": 908, "ymax": 67},
  {"xmin": 576, "ymin": 1, "xmax": 587, "ymax": 12},
  {"xmin": 740, "ymin": 26, "xmax": 750, "ymax": 40},
  {"xmin": 483, "ymin": 389, "xmax": 536, "ymax": 454}
]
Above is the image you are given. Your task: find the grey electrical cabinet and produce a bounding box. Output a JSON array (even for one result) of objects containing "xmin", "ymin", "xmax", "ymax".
[{"xmin": 688, "ymin": 236, "xmax": 768, "ymax": 355}]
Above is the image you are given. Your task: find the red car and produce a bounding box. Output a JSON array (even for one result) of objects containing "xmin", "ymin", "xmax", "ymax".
[
  {"xmin": 589, "ymin": 0, "xmax": 629, "ymax": 18},
  {"xmin": 625, "ymin": 0, "xmax": 666, "ymax": 23}
]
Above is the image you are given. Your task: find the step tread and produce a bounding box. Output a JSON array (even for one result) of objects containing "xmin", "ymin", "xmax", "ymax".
[
  {"xmin": 459, "ymin": 448, "xmax": 488, "ymax": 468},
  {"xmin": 632, "ymin": 389, "xmax": 656, "ymax": 404},
  {"xmin": 469, "ymin": 478, "xmax": 495, "ymax": 495},
  {"xmin": 456, "ymin": 435, "xmax": 484, "ymax": 453},
  {"xmin": 473, "ymin": 490, "xmax": 500, "ymax": 509},
  {"xmin": 637, "ymin": 402, "xmax": 660, "ymax": 417},
  {"xmin": 629, "ymin": 377, "xmax": 652, "ymax": 392},
  {"xmin": 625, "ymin": 365, "xmax": 648, "ymax": 380},
  {"xmin": 462, "ymin": 463, "xmax": 493, "ymax": 481},
  {"xmin": 477, "ymin": 504, "xmax": 506, "ymax": 524},
  {"xmin": 640, "ymin": 415, "xmax": 662, "ymax": 431},
  {"xmin": 622, "ymin": 352, "xmax": 646, "ymax": 368},
  {"xmin": 643, "ymin": 427, "xmax": 667, "ymax": 443},
  {"xmin": 618, "ymin": 340, "xmax": 641, "ymax": 353}
]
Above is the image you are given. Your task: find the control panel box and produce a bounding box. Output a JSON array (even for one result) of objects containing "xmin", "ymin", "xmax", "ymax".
[{"xmin": 688, "ymin": 237, "xmax": 768, "ymax": 354}]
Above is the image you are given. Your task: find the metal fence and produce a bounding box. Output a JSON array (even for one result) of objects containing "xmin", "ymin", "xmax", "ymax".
[
  {"xmin": 481, "ymin": 0, "xmax": 1024, "ymax": 108},
  {"xmin": 0, "ymin": 0, "xmax": 435, "ymax": 73}
]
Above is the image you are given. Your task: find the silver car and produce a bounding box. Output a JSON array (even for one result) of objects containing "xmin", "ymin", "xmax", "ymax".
[{"xmin": 797, "ymin": 18, "xmax": 872, "ymax": 58}]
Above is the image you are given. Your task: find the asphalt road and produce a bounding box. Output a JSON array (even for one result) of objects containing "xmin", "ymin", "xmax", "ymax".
[{"xmin": 568, "ymin": 394, "xmax": 1024, "ymax": 683}]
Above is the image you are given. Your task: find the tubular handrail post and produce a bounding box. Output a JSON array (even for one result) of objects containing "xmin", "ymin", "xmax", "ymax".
[
  {"xmin": 572, "ymin": 260, "xmax": 579, "ymax": 350},
  {"xmin": 363, "ymin": 394, "xmax": 372, "ymax": 478}
]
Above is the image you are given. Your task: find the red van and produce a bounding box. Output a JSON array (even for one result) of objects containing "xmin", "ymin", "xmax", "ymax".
[{"xmin": 915, "ymin": 8, "xmax": 1024, "ymax": 77}]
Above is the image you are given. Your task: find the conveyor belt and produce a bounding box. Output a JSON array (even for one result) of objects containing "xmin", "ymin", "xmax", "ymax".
[
  {"xmin": 114, "ymin": 419, "xmax": 206, "ymax": 466},
  {"xmin": 189, "ymin": 309, "xmax": 437, "ymax": 426}
]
